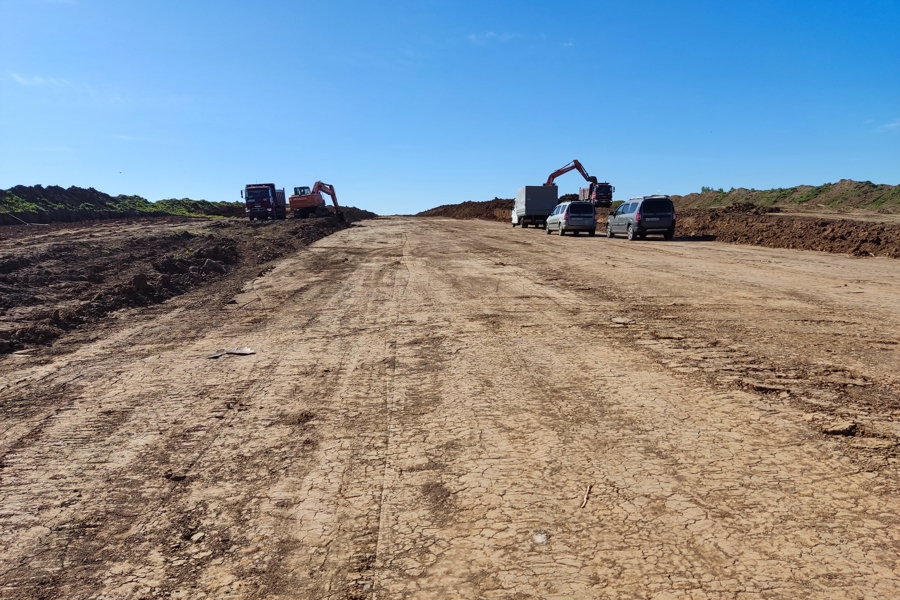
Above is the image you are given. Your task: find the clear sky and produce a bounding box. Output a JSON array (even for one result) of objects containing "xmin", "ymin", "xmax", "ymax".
[{"xmin": 1, "ymin": 0, "xmax": 898, "ymax": 215}]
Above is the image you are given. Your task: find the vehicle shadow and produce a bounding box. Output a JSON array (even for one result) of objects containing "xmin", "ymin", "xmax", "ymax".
[
  {"xmin": 598, "ymin": 235, "xmax": 718, "ymax": 242},
  {"xmin": 673, "ymin": 235, "xmax": 717, "ymax": 242}
]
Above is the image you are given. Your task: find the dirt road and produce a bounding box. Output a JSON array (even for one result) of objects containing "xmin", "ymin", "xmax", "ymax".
[{"xmin": 2, "ymin": 217, "xmax": 899, "ymax": 599}]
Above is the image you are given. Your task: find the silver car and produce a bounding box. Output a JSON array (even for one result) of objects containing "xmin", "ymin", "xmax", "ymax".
[
  {"xmin": 546, "ymin": 201, "xmax": 597, "ymax": 236},
  {"xmin": 607, "ymin": 195, "xmax": 676, "ymax": 240}
]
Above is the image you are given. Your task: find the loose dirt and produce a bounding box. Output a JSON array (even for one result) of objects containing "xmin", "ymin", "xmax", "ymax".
[
  {"xmin": 419, "ymin": 199, "xmax": 900, "ymax": 259},
  {"xmin": 0, "ymin": 210, "xmax": 375, "ymax": 354},
  {"xmin": 1, "ymin": 217, "xmax": 899, "ymax": 598}
]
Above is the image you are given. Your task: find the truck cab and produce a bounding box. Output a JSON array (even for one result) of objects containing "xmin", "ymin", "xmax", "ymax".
[
  {"xmin": 579, "ymin": 182, "xmax": 615, "ymax": 208},
  {"xmin": 242, "ymin": 183, "xmax": 286, "ymax": 220}
]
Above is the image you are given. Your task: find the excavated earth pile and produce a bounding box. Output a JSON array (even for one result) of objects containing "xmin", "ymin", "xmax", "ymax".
[
  {"xmin": 0, "ymin": 210, "xmax": 376, "ymax": 354},
  {"xmin": 677, "ymin": 204, "xmax": 900, "ymax": 258},
  {"xmin": 419, "ymin": 199, "xmax": 900, "ymax": 258},
  {"xmin": 417, "ymin": 198, "xmax": 513, "ymax": 221},
  {"xmin": 673, "ymin": 179, "xmax": 900, "ymax": 212},
  {"xmin": 0, "ymin": 185, "xmax": 246, "ymax": 225}
]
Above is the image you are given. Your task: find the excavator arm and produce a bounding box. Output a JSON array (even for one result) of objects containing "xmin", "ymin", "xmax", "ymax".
[
  {"xmin": 311, "ymin": 181, "xmax": 345, "ymax": 222},
  {"xmin": 544, "ymin": 159, "xmax": 598, "ymax": 186}
]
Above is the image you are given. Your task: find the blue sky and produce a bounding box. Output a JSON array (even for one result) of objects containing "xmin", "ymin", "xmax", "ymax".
[{"xmin": 1, "ymin": 0, "xmax": 898, "ymax": 215}]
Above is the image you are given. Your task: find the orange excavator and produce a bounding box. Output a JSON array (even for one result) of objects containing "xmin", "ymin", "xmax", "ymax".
[
  {"xmin": 544, "ymin": 160, "xmax": 614, "ymax": 207},
  {"xmin": 288, "ymin": 181, "xmax": 345, "ymax": 222}
]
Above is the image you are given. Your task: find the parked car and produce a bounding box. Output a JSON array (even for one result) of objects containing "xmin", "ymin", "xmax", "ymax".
[
  {"xmin": 546, "ymin": 201, "xmax": 597, "ymax": 236},
  {"xmin": 606, "ymin": 195, "xmax": 676, "ymax": 240}
]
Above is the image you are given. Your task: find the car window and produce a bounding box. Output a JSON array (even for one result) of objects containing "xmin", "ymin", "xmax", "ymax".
[
  {"xmin": 626, "ymin": 203, "xmax": 636, "ymax": 214},
  {"xmin": 642, "ymin": 199, "xmax": 673, "ymax": 214},
  {"xmin": 569, "ymin": 203, "xmax": 594, "ymax": 215}
]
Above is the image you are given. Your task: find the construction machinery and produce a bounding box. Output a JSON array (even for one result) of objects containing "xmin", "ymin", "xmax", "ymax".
[
  {"xmin": 544, "ymin": 160, "xmax": 614, "ymax": 208},
  {"xmin": 288, "ymin": 182, "xmax": 345, "ymax": 222},
  {"xmin": 242, "ymin": 183, "xmax": 286, "ymax": 220}
]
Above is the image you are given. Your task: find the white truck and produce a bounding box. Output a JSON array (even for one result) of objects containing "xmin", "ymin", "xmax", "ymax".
[{"xmin": 511, "ymin": 185, "xmax": 558, "ymax": 229}]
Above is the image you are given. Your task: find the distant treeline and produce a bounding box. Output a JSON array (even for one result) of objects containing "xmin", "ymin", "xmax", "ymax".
[{"xmin": 0, "ymin": 185, "xmax": 244, "ymax": 225}]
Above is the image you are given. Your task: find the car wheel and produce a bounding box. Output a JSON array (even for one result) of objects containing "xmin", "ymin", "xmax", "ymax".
[
  {"xmin": 626, "ymin": 225, "xmax": 636, "ymax": 240},
  {"xmin": 664, "ymin": 228, "xmax": 674, "ymax": 240},
  {"xmin": 522, "ymin": 222, "xmax": 528, "ymax": 229},
  {"xmin": 606, "ymin": 224, "xmax": 615, "ymax": 238},
  {"xmin": 546, "ymin": 224, "xmax": 552, "ymax": 234},
  {"xmin": 558, "ymin": 224, "xmax": 565, "ymax": 236},
  {"xmin": 589, "ymin": 229, "xmax": 596, "ymax": 237}
]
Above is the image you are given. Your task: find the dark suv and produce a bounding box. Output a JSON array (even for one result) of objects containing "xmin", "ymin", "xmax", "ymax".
[{"xmin": 606, "ymin": 195, "xmax": 676, "ymax": 240}]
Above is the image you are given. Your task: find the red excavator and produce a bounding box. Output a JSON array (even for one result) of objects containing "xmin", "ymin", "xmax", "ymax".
[
  {"xmin": 289, "ymin": 181, "xmax": 345, "ymax": 222},
  {"xmin": 544, "ymin": 160, "xmax": 614, "ymax": 207}
]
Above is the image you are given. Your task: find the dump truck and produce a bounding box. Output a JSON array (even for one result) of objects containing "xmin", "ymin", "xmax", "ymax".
[
  {"xmin": 579, "ymin": 182, "xmax": 615, "ymax": 207},
  {"xmin": 512, "ymin": 185, "xmax": 558, "ymax": 228},
  {"xmin": 242, "ymin": 183, "xmax": 286, "ymax": 220},
  {"xmin": 288, "ymin": 182, "xmax": 344, "ymax": 222}
]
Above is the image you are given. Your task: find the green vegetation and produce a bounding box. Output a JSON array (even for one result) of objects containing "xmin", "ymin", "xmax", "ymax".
[
  {"xmin": 155, "ymin": 198, "xmax": 243, "ymax": 217},
  {"xmin": 678, "ymin": 180, "xmax": 900, "ymax": 213},
  {"xmin": 0, "ymin": 193, "xmax": 41, "ymax": 213},
  {"xmin": 0, "ymin": 185, "xmax": 245, "ymax": 223},
  {"xmin": 793, "ymin": 184, "xmax": 834, "ymax": 204}
]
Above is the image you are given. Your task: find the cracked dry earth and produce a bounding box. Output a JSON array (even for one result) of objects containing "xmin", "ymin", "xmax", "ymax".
[{"xmin": 2, "ymin": 216, "xmax": 900, "ymax": 599}]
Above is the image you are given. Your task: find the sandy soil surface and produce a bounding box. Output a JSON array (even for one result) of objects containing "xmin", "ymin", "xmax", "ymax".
[
  {"xmin": 419, "ymin": 201, "xmax": 900, "ymax": 259},
  {"xmin": 1, "ymin": 217, "xmax": 899, "ymax": 599},
  {"xmin": 0, "ymin": 214, "xmax": 367, "ymax": 353}
]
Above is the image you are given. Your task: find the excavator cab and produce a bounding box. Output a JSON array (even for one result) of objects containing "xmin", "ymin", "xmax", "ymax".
[{"xmin": 294, "ymin": 186, "xmax": 311, "ymax": 196}]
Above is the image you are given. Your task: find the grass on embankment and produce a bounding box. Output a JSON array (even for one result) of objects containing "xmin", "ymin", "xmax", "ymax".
[
  {"xmin": 0, "ymin": 185, "xmax": 244, "ymax": 225},
  {"xmin": 673, "ymin": 179, "xmax": 900, "ymax": 213}
]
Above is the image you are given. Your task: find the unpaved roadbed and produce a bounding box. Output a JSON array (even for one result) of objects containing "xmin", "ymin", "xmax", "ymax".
[
  {"xmin": 0, "ymin": 214, "xmax": 370, "ymax": 353},
  {"xmin": 1, "ymin": 217, "xmax": 898, "ymax": 599},
  {"xmin": 419, "ymin": 200, "xmax": 900, "ymax": 258}
]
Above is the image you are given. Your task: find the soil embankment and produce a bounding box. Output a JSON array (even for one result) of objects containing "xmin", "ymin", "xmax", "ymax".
[
  {"xmin": 417, "ymin": 197, "xmax": 513, "ymax": 221},
  {"xmin": 0, "ymin": 208, "xmax": 376, "ymax": 353},
  {"xmin": 419, "ymin": 195, "xmax": 900, "ymax": 258},
  {"xmin": 0, "ymin": 185, "xmax": 245, "ymax": 225},
  {"xmin": 672, "ymin": 179, "xmax": 900, "ymax": 212},
  {"xmin": 677, "ymin": 203, "xmax": 900, "ymax": 258}
]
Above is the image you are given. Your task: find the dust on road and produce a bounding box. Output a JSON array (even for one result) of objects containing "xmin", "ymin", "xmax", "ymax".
[{"xmin": 1, "ymin": 217, "xmax": 898, "ymax": 599}]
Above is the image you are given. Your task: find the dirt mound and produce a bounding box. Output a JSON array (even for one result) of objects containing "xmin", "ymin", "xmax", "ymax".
[
  {"xmin": 339, "ymin": 206, "xmax": 379, "ymax": 221},
  {"xmin": 0, "ymin": 212, "xmax": 375, "ymax": 354},
  {"xmin": 677, "ymin": 209, "xmax": 900, "ymax": 258},
  {"xmin": 721, "ymin": 202, "xmax": 781, "ymax": 216},
  {"xmin": 673, "ymin": 179, "xmax": 900, "ymax": 213},
  {"xmin": 0, "ymin": 185, "xmax": 245, "ymax": 225},
  {"xmin": 418, "ymin": 198, "xmax": 513, "ymax": 222},
  {"xmin": 417, "ymin": 197, "xmax": 900, "ymax": 259}
]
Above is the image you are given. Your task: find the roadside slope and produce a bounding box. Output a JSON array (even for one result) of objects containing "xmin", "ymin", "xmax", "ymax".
[
  {"xmin": 0, "ymin": 212, "xmax": 375, "ymax": 353},
  {"xmin": 673, "ymin": 178, "xmax": 900, "ymax": 213}
]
